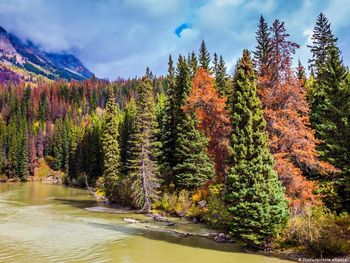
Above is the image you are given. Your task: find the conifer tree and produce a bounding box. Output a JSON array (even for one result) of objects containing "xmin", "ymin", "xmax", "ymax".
[
  {"xmin": 0, "ymin": 116, "xmax": 6, "ymax": 172},
  {"xmin": 174, "ymin": 113, "xmax": 214, "ymax": 189},
  {"xmin": 162, "ymin": 55, "xmax": 177, "ymax": 182},
  {"xmin": 226, "ymin": 50, "xmax": 288, "ymax": 246},
  {"xmin": 214, "ymin": 54, "xmax": 229, "ymax": 97},
  {"xmin": 199, "ymin": 40, "xmax": 210, "ymax": 70},
  {"xmin": 296, "ymin": 59, "xmax": 306, "ymax": 84},
  {"xmin": 308, "ymin": 13, "xmax": 337, "ymax": 76},
  {"xmin": 119, "ymin": 98, "xmax": 137, "ymax": 175},
  {"xmin": 313, "ymin": 45, "xmax": 350, "ymax": 211},
  {"xmin": 18, "ymin": 123, "xmax": 30, "ymax": 180},
  {"xmin": 188, "ymin": 51, "xmax": 198, "ymax": 78},
  {"xmin": 253, "ymin": 15, "xmax": 272, "ymax": 76},
  {"xmin": 128, "ymin": 77, "xmax": 160, "ymax": 212},
  {"xmin": 101, "ymin": 86, "xmax": 121, "ymax": 201}
]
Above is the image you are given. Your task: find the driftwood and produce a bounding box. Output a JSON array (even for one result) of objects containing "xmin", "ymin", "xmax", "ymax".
[
  {"xmin": 123, "ymin": 218, "xmax": 140, "ymax": 223},
  {"xmin": 83, "ymin": 173, "xmax": 107, "ymax": 202}
]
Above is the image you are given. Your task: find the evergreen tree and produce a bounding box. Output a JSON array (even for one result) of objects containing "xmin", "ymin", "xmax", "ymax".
[
  {"xmin": 155, "ymin": 93, "xmax": 167, "ymax": 177},
  {"xmin": 296, "ymin": 59, "xmax": 306, "ymax": 83},
  {"xmin": 313, "ymin": 45, "xmax": 350, "ymax": 211},
  {"xmin": 101, "ymin": 86, "xmax": 121, "ymax": 201},
  {"xmin": 214, "ymin": 54, "xmax": 230, "ymax": 98},
  {"xmin": 199, "ymin": 40, "xmax": 210, "ymax": 70},
  {"xmin": 128, "ymin": 77, "xmax": 160, "ymax": 212},
  {"xmin": 119, "ymin": 98, "xmax": 137, "ymax": 175},
  {"xmin": 226, "ymin": 50, "xmax": 288, "ymax": 246},
  {"xmin": 308, "ymin": 13, "xmax": 337, "ymax": 76},
  {"xmin": 18, "ymin": 123, "xmax": 30, "ymax": 180},
  {"xmin": 162, "ymin": 55, "xmax": 177, "ymax": 181},
  {"xmin": 174, "ymin": 113, "xmax": 214, "ymax": 190},
  {"xmin": 253, "ymin": 15, "xmax": 272, "ymax": 76},
  {"xmin": 188, "ymin": 51, "xmax": 198, "ymax": 78},
  {"xmin": 0, "ymin": 116, "xmax": 6, "ymax": 172}
]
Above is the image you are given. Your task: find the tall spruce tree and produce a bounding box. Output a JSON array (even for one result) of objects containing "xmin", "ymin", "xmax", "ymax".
[
  {"xmin": 127, "ymin": 76, "xmax": 160, "ymax": 212},
  {"xmin": 0, "ymin": 116, "xmax": 6, "ymax": 173},
  {"xmin": 308, "ymin": 13, "xmax": 337, "ymax": 76},
  {"xmin": 174, "ymin": 113, "xmax": 214, "ymax": 190},
  {"xmin": 18, "ymin": 122, "xmax": 30, "ymax": 180},
  {"xmin": 253, "ymin": 15, "xmax": 272, "ymax": 76},
  {"xmin": 188, "ymin": 51, "xmax": 198, "ymax": 78},
  {"xmin": 162, "ymin": 55, "xmax": 177, "ymax": 182},
  {"xmin": 313, "ymin": 45, "xmax": 350, "ymax": 211},
  {"xmin": 101, "ymin": 86, "xmax": 121, "ymax": 201},
  {"xmin": 226, "ymin": 50, "xmax": 288, "ymax": 246},
  {"xmin": 199, "ymin": 40, "xmax": 210, "ymax": 71},
  {"xmin": 119, "ymin": 98, "xmax": 137, "ymax": 175},
  {"xmin": 214, "ymin": 54, "xmax": 230, "ymax": 98}
]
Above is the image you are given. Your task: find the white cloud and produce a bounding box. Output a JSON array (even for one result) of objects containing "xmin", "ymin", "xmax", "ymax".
[{"xmin": 0, "ymin": 0, "xmax": 348, "ymax": 78}]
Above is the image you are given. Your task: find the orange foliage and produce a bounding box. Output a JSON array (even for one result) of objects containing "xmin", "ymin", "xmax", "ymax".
[
  {"xmin": 258, "ymin": 75, "xmax": 337, "ymax": 210},
  {"xmin": 183, "ymin": 68, "xmax": 231, "ymax": 179}
]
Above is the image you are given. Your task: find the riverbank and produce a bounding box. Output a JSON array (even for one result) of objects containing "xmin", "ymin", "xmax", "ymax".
[
  {"xmin": 0, "ymin": 182, "xmax": 292, "ymax": 263},
  {"xmin": 1, "ymin": 181, "xmax": 348, "ymax": 262}
]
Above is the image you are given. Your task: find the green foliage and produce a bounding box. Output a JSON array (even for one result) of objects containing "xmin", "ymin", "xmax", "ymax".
[
  {"xmin": 174, "ymin": 114, "xmax": 214, "ymax": 190},
  {"xmin": 0, "ymin": 116, "xmax": 6, "ymax": 172},
  {"xmin": 310, "ymin": 44, "xmax": 350, "ymax": 211},
  {"xmin": 308, "ymin": 13, "xmax": 338, "ymax": 76},
  {"xmin": 278, "ymin": 207, "xmax": 350, "ymax": 256},
  {"xmin": 101, "ymin": 86, "xmax": 121, "ymax": 201},
  {"xmin": 202, "ymin": 184, "xmax": 233, "ymax": 228},
  {"xmin": 119, "ymin": 98, "xmax": 137, "ymax": 175},
  {"xmin": 226, "ymin": 50, "xmax": 289, "ymax": 246},
  {"xmin": 213, "ymin": 53, "xmax": 230, "ymax": 98},
  {"xmin": 199, "ymin": 40, "xmax": 210, "ymax": 71},
  {"xmin": 127, "ymin": 77, "xmax": 161, "ymax": 212},
  {"xmin": 18, "ymin": 123, "xmax": 30, "ymax": 180},
  {"xmin": 153, "ymin": 189, "xmax": 193, "ymax": 217}
]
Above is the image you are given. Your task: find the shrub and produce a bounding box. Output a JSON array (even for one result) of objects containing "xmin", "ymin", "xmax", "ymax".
[
  {"xmin": 153, "ymin": 190, "xmax": 193, "ymax": 217},
  {"xmin": 202, "ymin": 184, "xmax": 232, "ymax": 229},
  {"xmin": 277, "ymin": 206, "xmax": 350, "ymax": 256}
]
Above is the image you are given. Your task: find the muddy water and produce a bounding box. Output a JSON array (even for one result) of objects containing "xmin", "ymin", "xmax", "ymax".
[{"xmin": 0, "ymin": 183, "xmax": 290, "ymax": 263}]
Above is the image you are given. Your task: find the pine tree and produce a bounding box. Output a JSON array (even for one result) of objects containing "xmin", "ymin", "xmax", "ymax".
[
  {"xmin": 226, "ymin": 50, "xmax": 288, "ymax": 246},
  {"xmin": 199, "ymin": 40, "xmax": 210, "ymax": 70},
  {"xmin": 308, "ymin": 13, "xmax": 337, "ymax": 76},
  {"xmin": 18, "ymin": 122, "xmax": 30, "ymax": 180},
  {"xmin": 0, "ymin": 116, "xmax": 6, "ymax": 173},
  {"xmin": 101, "ymin": 86, "xmax": 121, "ymax": 201},
  {"xmin": 188, "ymin": 51, "xmax": 198, "ymax": 78},
  {"xmin": 253, "ymin": 15, "xmax": 272, "ymax": 76},
  {"xmin": 127, "ymin": 76, "xmax": 160, "ymax": 212},
  {"xmin": 174, "ymin": 113, "xmax": 214, "ymax": 189},
  {"xmin": 296, "ymin": 59, "xmax": 306, "ymax": 84},
  {"xmin": 214, "ymin": 54, "xmax": 230, "ymax": 98},
  {"xmin": 313, "ymin": 45, "xmax": 350, "ymax": 211},
  {"xmin": 162, "ymin": 55, "xmax": 177, "ymax": 182},
  {"xmin": 119, "ymin": 98, "xmax": 137, "ymax": 175}
]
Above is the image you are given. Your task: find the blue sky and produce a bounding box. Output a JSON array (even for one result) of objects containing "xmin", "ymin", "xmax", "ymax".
[{"xmin": 0, "ymin": 0, "xmax": 349, "ymax": 79}]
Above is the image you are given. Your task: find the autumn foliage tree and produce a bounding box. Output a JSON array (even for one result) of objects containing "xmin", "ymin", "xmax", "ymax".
[
  {"xmin": 254, "ymin": 18, "xmax": 336, "ymax": 211},
  {"xmin": 183, "ymin": 68, "xmax": 230, "ymax": 178}
]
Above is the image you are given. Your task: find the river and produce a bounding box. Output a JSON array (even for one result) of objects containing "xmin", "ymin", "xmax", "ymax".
[{"xmin": 0, "ymin": 182, "xmax": 290, "ymax": 263}]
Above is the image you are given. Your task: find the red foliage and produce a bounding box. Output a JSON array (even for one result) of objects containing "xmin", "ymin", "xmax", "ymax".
[
  {"xmin": 257, "ymin": 22, "xmax": 337, "ymax": 209},
  {"xmin": 183, "ymin": 68, "xmax": 231, "ymax": 178}
]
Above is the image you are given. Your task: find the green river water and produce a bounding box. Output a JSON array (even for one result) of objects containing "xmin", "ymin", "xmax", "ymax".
[{"xmin": 0, "ymin": 182, "xmax": 290, "ymax": 263}]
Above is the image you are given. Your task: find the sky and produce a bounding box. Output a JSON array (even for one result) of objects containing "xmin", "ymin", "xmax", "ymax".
[{"xmin": 0, "ymin": 0, "xmax": 349, "ymax": 79}]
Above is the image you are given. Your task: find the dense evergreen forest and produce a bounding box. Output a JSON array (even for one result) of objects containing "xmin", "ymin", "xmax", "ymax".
[{"xmin": 0, "ymin": 13, "xmax": 349, "ymax": 255}]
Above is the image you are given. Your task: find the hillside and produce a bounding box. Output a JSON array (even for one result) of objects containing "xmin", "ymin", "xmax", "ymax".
[{"xmin": 0, "ymin": 26, "xmax": 93, "ymax": 83}]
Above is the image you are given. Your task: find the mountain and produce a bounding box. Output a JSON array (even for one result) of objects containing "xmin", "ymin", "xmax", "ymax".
[{"xmin": 0, "ymin": 26, "xmax": 93, "ymax": 83}]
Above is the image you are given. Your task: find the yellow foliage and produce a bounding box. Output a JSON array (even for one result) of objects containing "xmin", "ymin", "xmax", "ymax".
[{"xmin": 37, "ymin": 158, "xmax": 54, "ymax": 177}]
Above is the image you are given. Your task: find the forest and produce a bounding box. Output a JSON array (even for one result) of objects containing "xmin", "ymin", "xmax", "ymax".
[{"xmin": 0, "ymin": 13, "xmax": 349, "ymax": 257}]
